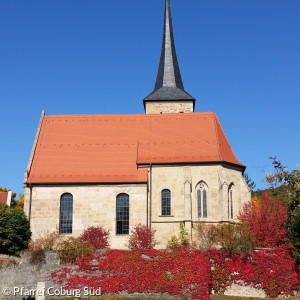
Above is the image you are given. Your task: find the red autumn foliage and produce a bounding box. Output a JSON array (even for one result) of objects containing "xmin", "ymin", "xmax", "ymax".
[
  {"xmin": 208, "ymin": 248, "xmax": 300, "ymax": 298},
  {"xmin": 81, "ymin": 226, "xmax": 110, "ymax": 249},
  {"xmin": 51, "ymin": 249, "xmax": 300, "ymax": 299},
  {"xmin": 51, "ymin": 249, "xmax": 211, "ymax": 300},
  {"xmin": 127, "ymin": 224, "xmax": 157, "ymax": 250},
  {"xmin": 237, "ymin": 191, "xmax": 290, "ymax": 248}
]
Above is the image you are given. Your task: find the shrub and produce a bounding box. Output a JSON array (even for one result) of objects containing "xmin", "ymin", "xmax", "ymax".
[
  {"xmin": 81, "ymin": 226, "xmax": 110, "ymax": 249},
  {"xmin": 0, "ymin": 255, "xmax": 17, "ymax": 268},
  {"xmin": 0, "ymin": 204, "xmax": 31, "ymax": 255},
  {"xmin": 57, "ymin": 237, "xmax": 94, "ymax": 263},
  {"xmin": 215, "ymin": 223, "xmax": 256, "ymax": 254},
  {"xmin": 127, "ymin": 224, "xmax": 157, "ymax": 250},
  {"xmin": 167, "ymin": 235, "xmax": 180, "ymax": 249},
  {"xmin": 193, "ymin": 223, "xmax": 219, "ymax": 250},
  {"xmin": 27, "ymin": 232, "xmax": 59, "ymax": 265},
  {"xmin": 238, "ymin": 191, "xmax": 290, "ymax": 248},
  {"xmin": 167, "ymin": 222, "xmax": 190, "ymax": 249}
]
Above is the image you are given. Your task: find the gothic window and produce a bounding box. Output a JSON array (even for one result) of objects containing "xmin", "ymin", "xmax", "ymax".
[
  {"xmin": 59, "ymin": 193, "xmax": 73, "ymax": 234},
  {"xmin": 197, "ymin": 183, "xmax": 208, "ymax": 218},
  {"xmin": 161, "ymin": 189, "xmax": 171, "ymax": 216},
  {"xmin": 116, "ymin": 193, "xmax": 129, "ymax": 235},
  {"xmin": 228, "ymin": 185, "xmax": 234, "ymax": 219}
]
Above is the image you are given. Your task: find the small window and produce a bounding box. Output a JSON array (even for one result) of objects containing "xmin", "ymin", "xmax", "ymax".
[
  {"xmin": 59, "ymin": 193, "xmax": 73, "ymax": 234},
  {"xmin": 116, "ymin": 193, "xmax": 129, "ymax": 235},
  {"xmin": 161, "ymin": 189, "xmax": 171, "ymax": 216},
  {"xmin": 197, "ymin": 183, "xmax": 208, "ymax": 218}
]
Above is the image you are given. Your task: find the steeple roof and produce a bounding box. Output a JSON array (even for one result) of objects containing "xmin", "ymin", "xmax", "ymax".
[{"xmin": 144, "ymin": 0, "xmax": 195, "ymax": 103}]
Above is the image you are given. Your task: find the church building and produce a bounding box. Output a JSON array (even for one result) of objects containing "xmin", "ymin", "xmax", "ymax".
[{"xmin": 24, "ymin": 0, "xmax": 250, "ymax": 248}]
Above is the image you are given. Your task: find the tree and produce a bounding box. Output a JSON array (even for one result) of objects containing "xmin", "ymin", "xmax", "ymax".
[
  {"xmin": 244, "ymin": 173, "xmax": 256, "ymax": 191},
  {"xmin": 264, "ymin": 157, "xmax": 300, "ymax": 263},
  {"xmin": 238, "ymin": 191, "xmax": 290, "ymax": 248},
  {"xmin": 0, "ymin": 204, "xmax": 31, "ymax": 255}
]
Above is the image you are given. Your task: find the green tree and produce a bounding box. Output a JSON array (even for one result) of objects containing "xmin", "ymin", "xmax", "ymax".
[
  {"xmin": 0, "ymin": 204, "xmax": 31, "ymax": 255},
  {"xmin": 244, "ymin": 173, "xmax": 256, "ymax": 191}
]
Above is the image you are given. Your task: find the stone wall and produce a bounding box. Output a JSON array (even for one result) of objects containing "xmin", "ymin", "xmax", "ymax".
[
  {"xmin": 145, "ymin": 101, "xmax": 194, "ymax": 114},
  {"xmin": 0, "ymin": 252, "xmax": 60, "ymax": 299},
  {"xmin": 24, "ymin": 165, "xmax": 250, "ymax": 250},
  {"xmin": 150, "ymin": 164, "xmax": 250, "ymax": 247},
  {"xmin": 24, "ymin": 184, "xmax": 147, "ymax": 249},
  {"xmin": 0, "ymin": 252, "xmax": 270, "ymax": 299}
]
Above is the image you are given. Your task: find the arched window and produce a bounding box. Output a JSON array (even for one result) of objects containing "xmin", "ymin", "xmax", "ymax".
[
  {"xmin": 197, "ymin": 182, "xmax": 207, "ymax": 218},
  {"xmin": 116, "ymin": 193, "xmax": 129, "ymax": 235},
  {"xmin": 228, "ymin": 185, "xmax": 234, "ymax": 219},
  {"xmin": 161, "ymin": 189, "xmax": 171, "ymax": 216},
  {"xmin": 59, "ymin": 193, "xmax": 73, "ymax": 234}
]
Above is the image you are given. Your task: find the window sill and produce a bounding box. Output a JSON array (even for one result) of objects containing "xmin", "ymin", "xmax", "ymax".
[{"xmin": 159, "ymin": 215, "xmax": 174, "ymax": 217}]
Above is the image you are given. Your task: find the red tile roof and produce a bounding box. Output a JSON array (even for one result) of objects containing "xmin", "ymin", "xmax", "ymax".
[
  {"xmin": 27, "ymin": 112, "xmax": 244, "ymax": 183},
  {"xmin": 0, "ymin": 192, "xmax": 8, "ymax": 205}
]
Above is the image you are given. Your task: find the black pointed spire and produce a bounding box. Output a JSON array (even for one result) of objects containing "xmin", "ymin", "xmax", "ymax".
[{"xmin": 144, "ymin": 0, "xmax": 195, "ymax": 105}]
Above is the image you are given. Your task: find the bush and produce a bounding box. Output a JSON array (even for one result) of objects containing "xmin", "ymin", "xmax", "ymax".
[
  {"xmin": 0, "ymin": 255, "xmax": 17, "ymax": 268},
  {"xmin": 27, "ymin": 232, "xmax": 59, "ymax": 265},
  {"xmin": 193, "ymin": 223, "xmax": 219, "ymax": 250},
  {"xmin": 57, "ymin": 237, "xmax": 94, "ymax": 263},
  {"xmin": 0, "ymin": 204, "xmax": 31, "ymax": 255},
  {"xmin": 81, "ymin": 226, "xmax": 110, "ymax": 249},
  {"xmin": 167, "ymin": 222, "xmax": 190, "ymax": 249},
  {"xmin": 127, "ymin": 224, "xmax": 157, "ymax": 250},
  {"xmin": 215, "ymin": 223, "xmax": 256, "ymax": 254}
]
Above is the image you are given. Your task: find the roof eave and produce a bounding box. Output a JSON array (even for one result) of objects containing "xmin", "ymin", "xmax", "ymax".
[{"xmin": 137, "ymin": 160, "xmax": 246, "ymax": 172}]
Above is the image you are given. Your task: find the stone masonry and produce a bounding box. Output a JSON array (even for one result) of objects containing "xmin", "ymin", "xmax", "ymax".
[
  {"xmin": 145, "ymin": 101, "xmax": 194, "ymax": 114},
  {"xmin": 24, "ymin": 164, "xmax": 250, "ymax": 249}
]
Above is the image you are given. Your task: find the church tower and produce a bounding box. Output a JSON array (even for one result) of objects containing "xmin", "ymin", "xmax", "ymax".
[{"xmin": 144, "ymin": 0, "xmax": 195, "ymax": 114}]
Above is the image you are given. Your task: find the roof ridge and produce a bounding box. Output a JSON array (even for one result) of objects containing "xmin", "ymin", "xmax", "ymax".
[{"xmin": 45, "ymin": 112, "xmax": 215, "ymax": 118}]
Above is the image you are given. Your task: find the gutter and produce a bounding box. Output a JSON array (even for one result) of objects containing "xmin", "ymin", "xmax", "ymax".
[
  {"xmin": 28, "ymin": 184, "xmax": 32, "ymax": 224},
  {"xmin": 149, "ymin": 163, "xmax": 152, "ymax": 232}
]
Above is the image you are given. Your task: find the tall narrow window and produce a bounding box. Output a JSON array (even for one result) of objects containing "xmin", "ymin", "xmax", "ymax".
[
  {"xmin": 197, "ymin": 190, "xmax": 201, "ymax": 218},
  {"xmin": 161, "ymin": 189, "xmax": 171, "ymax": 216},
  {"xmin": 116, "ymin": 193, "xmax": 129, "ymax": 235},
  {"xmin": 228, "ymin": 188, "xmax": 233, "ymax": 219},
  {"xmin": 59, "ymin": 193, "xmax": 73, "ymax": 234},
  {"xmin": 197, "ymin": 183, "xmax": 208, "ymax": 218}
]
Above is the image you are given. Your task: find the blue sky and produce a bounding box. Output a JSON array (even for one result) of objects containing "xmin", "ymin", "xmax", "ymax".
[{"xmin": 0, "ymin": 0, "xmax": 299, "ymax": 197}]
